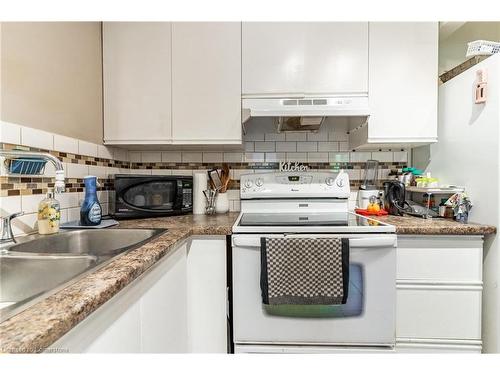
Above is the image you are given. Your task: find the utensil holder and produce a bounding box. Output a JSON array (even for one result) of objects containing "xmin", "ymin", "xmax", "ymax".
[{"xmin": 215, "ymin": 192, "xmax": 230, "ymax": 214}]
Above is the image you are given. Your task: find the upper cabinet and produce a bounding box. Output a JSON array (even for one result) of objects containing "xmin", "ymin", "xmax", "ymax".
[
  {"xmin": 103, "ymin": 22, "xmax": 173, "ymax": 144},
  {"xmin": 242, "ymin": 22, "xmax": 369, "ymax": 96},
  {"xmin": 171, "ymin": 23, "xmax": 242, "ymax": 144},
  {"xmin": 103, "ymin": 22, "xmax": 242, "ymax": 146},
  {"xmin": 349, "ymin": 22, "xmax": 439, "ymax": 149},
  {"xmin": 103, "ymin": 22, "xmax": 437, "ymax": 148}
]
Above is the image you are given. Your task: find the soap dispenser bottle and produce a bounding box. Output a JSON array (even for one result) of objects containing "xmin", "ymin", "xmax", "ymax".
[
  {"xmin": 38, "ymin": 190, "xmax": 61, "ymax": 235},
  {"xmin": 80, "ymin": 176, "xmax": 102, "ymax": 226}
]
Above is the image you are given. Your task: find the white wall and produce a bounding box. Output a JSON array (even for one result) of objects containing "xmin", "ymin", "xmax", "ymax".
[
  {"xmin": 415, "ymin": 54, "xmax": 500, "ymax": 352},
  {"xmin": 0, "ymin": 22, "xmax": 103, "ymax": 144}
]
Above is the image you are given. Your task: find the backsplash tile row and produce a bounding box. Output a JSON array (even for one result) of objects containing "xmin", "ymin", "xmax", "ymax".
[{"xmin": 1, "ymin": 120, "xmax": 409, "ymax": 236}]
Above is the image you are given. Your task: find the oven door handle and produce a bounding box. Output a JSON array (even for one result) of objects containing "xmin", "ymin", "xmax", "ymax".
[{"xmin": 232, "ymin": 236, "xmax": 396, "ymax": 248}]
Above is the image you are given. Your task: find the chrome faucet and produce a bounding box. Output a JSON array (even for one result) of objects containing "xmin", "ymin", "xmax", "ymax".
[
  {"xmin": 0, "ymin": 211, "xmax": 24, "ymax": 244},
  {"xmin": 0, "ymin": 149, "xmax": 65, "ymax": 193}
]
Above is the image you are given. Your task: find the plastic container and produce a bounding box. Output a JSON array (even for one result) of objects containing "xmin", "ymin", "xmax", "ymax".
[
  {"xmin": 7, "ymin": 157, "xmax": 47, "ymax": 175},
  {"xmin": 466, "ymin": 40, "xmax": 500, "ymax": 57},
  {"xmin": 80, "ymin": 176, "xmax": 102, "ymax": 226},
  {"xmin": 38, "ymin": 191, "xmax": 60, "ymax": 235}
]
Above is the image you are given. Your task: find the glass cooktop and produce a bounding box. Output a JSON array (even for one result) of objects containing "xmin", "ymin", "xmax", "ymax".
[{"xmin": 239, "ymin": 212, "xmax": 390, "ymax": 227}]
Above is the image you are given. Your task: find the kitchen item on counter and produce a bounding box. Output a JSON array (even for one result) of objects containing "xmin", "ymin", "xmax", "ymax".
[
  {"xmin": 203, "ymin": 188, "xmax": 217, "ymax": 215},
  {"xmin": 355, "ymin": 208, "xmax": 389, "ymax": 217},
  {"xmin": 357, "ymin": 160, "xmax": 380, "ymax": 209},
  {"xmin": 232, "ymin": 171, "xmax": 396, "ymax": 353},
  {"xmin": 383, "ymin": 181, "xmax": 408, "ymax": 216},
  {"xmin": 220, "ymin": 163, "xmax": 231, "ymax": 193},
  {"xmin": 80, "ymin": 176, "xmax": 102, "ymax": 226},
  {"xmin": 361, "ymin": 160, "xmax": 379, "ymax": 190},
  {"xmin": 407, "ymin": 200, "xmax": 439, "ymax": 218},
  {"xmin": 193, "ymin": 172, "xmax": 208, "ymax": 214},
  {"xmin": 215, "ymin": 192, "xmax": 230, "ymax": 214},
  {"xmin": 357, "ymin": 190, "xmax": 381, "ymax": 209},
  {"xmin": 438, "ymin": 199, "xmax": 455, "ymax": 218},
  {"xmin": 260, "ymin": 237, "xmax": 349, "ymax": 305},
  {"xmin": 208, "ymin": 169, "xmax": 223, "ymax": 191},
  {"xmin": 366, "ymin": 195, "xmax": 381, "ymax": 213},
  {"xmin": 110, "ymin": 175, "xmax": 193, "ymax": 219},
  {"xmin": 61, "ymin": 218, "xmax": 119, "ymax": 229},
  {"xmin": 446, "ymin": 192, "xmax": 473, "ymax": 223},
  {"xmin": 37, "ymin": 190, "xmax": 60, "ymax": 235}
]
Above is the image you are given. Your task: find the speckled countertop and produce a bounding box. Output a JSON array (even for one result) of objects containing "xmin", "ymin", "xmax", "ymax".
[
  {"xmin": 0, "ymin": 213, "xmax": 239, "ymax": 353},
  {"xmin": 0, "ymin": 211, "xmax": 495, "ymax": 353},
  {"xmin": 378, "ymin": 215, "xmax": 496, "ymax": 235}
]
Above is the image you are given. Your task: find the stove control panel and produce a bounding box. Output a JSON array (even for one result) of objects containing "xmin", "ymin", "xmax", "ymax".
[{"xmin": 240, "ymin": 170, "xmax": 350, "ymax": 199}]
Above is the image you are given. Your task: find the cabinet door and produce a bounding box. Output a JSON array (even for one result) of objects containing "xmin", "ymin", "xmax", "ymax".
[
  {"xmin": 303, "ymin": 23, "xmax": 368, "ymax": 94},
  {"xmin": 141, "ymin": 243, "xmax": 188, "ymax": 353},
  {"xmin": 242, "ymin": 22, "xmax": 368, "ymax": 95},
  {"xmin": 186, "ymin": 237, "xmax": 227, "ymax": 353},
  {"xmin": 368, "ymin": 22, "xmax": 438, "ymax": 143},
  {"xmin": 103, "ymin": 22, "xmax": 172, "ymax": 144},
  {"xmin": 171, "ymin": 22, "xmax": 241, "ymax": 144},
  {"xmin": 242, "ymin": 22, "xmax": 306, "ymax": 95}
]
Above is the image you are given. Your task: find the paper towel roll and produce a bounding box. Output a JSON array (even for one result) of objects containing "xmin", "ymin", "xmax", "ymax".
[{"xmin": 193, "ymin": 172, "xmax": 208, "ymax": 214}]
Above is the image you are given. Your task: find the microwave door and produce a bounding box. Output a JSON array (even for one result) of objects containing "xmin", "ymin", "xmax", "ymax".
[{"xmin": 121, "ymin": 180, "xmax": 177, "ymax": 212}]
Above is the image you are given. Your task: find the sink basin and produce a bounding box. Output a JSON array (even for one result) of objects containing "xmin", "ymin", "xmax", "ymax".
[
  {"xmin": 0, "ymin": 228, "xmax": 166, "ymax": 322},
  {"xmin": 9, "ymin": 228, "xmax": 165, "ymax": 257},
  {"xmin": 0, "ymin": 254, "xmax": 97, "ymax": 317}
]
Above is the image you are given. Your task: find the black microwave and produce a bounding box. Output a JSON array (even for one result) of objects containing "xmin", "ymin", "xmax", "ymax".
[{"xmin": 110, "ymin": 174, "xmax": 193, "ymax": 219}]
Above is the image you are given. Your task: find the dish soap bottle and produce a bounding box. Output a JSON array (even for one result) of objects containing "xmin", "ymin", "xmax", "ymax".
[
  {"xmin": 80, "ymin": 175, "xmax": 102, "ymax": 226},
  {"xmin": 38, "ymin": 190, "xmax": 61, "ymax": 235}
]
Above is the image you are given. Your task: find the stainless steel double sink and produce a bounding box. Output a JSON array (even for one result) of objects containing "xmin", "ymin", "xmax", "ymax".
[{"xmin": 0, "ymin": 228, "xmax": 166, "ymax": 322}]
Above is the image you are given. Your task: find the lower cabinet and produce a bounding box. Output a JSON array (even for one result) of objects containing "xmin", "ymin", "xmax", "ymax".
[
  {"xmin": 49, "ymin": 236, "xmax": 227, "ymax": 353},
  {"xmin": 395, "ymin": 235, "xmax": 484, "ymax": 353}
]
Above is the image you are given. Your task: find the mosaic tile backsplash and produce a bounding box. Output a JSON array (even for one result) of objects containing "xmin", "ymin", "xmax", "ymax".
[{"xmin": 1, "ymin": 120, "xmax": 408, "ymax": 235}]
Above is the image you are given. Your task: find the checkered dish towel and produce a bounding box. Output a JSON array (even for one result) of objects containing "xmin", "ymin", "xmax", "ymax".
[{"xmin": 260, "ymin": 237, "xmax": 349, "ymax": 305}]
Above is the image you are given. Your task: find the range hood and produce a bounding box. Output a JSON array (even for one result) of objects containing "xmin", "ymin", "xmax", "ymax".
[{"xmin": 242, "ymin": 95, "xmax": 370, "ymax": 132}]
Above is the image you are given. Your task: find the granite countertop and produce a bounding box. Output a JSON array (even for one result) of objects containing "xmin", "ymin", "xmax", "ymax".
[
  {"xmin": 0, "ymin": 211, "xmax": 495, "ymax": 353},
  {"xmin": 0, "ymin": 212, "xmax": 239, "ymax": 353},
  {"xmin": 378, "ymin": 215, "xmax": 496, "ymax": 235}
]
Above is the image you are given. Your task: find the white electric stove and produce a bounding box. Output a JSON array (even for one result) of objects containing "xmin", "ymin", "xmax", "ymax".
[
  {"xmin": 232, "ymin": 170, "xmax": 395, "ymax": 234},
  {"xmin": 231, "ymin": 170, "xmax": 397, "ymax": 353}
]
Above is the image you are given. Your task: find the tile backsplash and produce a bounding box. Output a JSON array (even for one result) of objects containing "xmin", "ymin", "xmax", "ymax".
[{"xmin": 1, "ymin": 119, "xmax": 408, "ymax": 236}]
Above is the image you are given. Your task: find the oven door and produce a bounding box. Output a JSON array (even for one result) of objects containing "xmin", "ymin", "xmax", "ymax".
[{"xmin": 231, "ymin": 233, "xmax": 397, "ymax": 348}]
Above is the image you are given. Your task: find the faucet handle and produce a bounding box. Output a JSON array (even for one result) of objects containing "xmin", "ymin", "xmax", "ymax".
[
  {"xmin": 2, "ymin": 211, "xmax": 24, "ymax": 221},
  {"xmin": 1, "ymin": 211, "xmax": 23, "ymax": 244}
]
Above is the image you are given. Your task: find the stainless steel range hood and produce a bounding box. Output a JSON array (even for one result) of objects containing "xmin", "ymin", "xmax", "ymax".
[{"xmin": 242, "ymin": 95, "xmax": 370, "ymax": 132}]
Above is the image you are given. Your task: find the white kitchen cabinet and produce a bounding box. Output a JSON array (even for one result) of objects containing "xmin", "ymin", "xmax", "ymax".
[
  {"xmin": 48, "ymin": 236, "xmax": 228, "ymax": 353},
  {"xmin": 103, "ymin": 22, "xmax": 173, "ymax": 144},
  {"xmin": 242, "ymin": 22, "xmax": 369, "ymax": 96},
  {"xmin": 140, "ymin": 243, "xmax": 188, "ymax": 353},
  {"xmin": 349, "ymin": 22, "xmax": 438, "ymax": 149},
  {"xmin": 396, "ymin": 235, "xmax": 483, "ymax": 353},
  {"xmin": 186, "ymin": 236, "xmax": 228, "ymax": 353},
  {"xmin": 49, "ymin": 242, "xmax": 188, "ymax": 353},
  {"xmin": 172, "ymin": 23, "xmax": 242, "ymax": 144}
]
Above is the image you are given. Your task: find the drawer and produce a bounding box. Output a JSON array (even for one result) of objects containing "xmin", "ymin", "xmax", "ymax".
[
  {"xmin": 395, "ymin": 342, "xmax": 481, "ymax": 353},
  {"xmin": 396, "ymin": 286, "xmax": 482, "ymax": 340},
  {"xmin": 397, "ymin": 236, "xmax": 483, "ymax": 282}
]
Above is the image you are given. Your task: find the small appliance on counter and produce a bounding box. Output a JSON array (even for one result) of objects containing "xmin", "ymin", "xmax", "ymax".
[
  {"xmin": 383, "ymin": 181, "xmax": 438, "ymax": 218},
  {"xmin": 357, "ymin": 159, "xmax": 380, "ymax": 209},
  {"xmin": 110, "ymin": 174, "xmax": 193, "ymax": 219}
]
